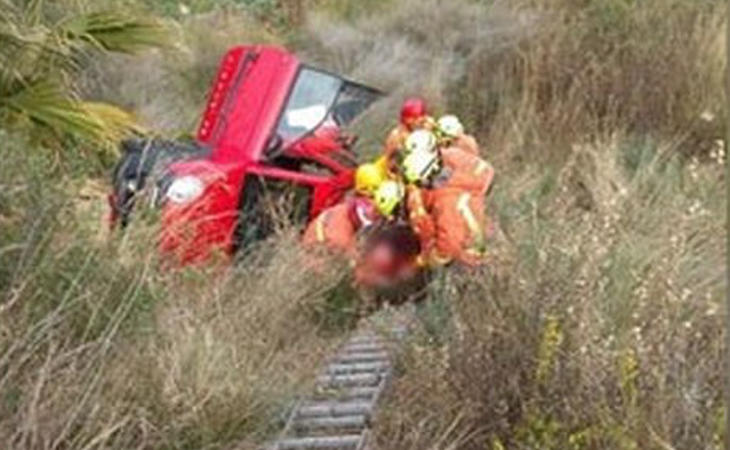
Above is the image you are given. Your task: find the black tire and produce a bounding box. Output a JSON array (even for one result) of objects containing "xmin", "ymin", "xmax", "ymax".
[
  {"xmin": 232, "ymin": 176, "xmax": 270, "ymax": 257},
  {"xmin": 231, "ymin": 175, "xmax": 312, "ymax": 259}
]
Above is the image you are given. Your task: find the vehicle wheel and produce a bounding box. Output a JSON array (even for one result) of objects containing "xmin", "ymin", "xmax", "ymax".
[
  {"xmin": 111, "ymin": 138, "xmax": 208, "ymax": 228},
  {"xmin": 233, "ymin": 176, "xmax": 271, "ymax": 258},
  {"xmin": 233, "ymin": 174, "xmax": 312, "ymax": 260}
]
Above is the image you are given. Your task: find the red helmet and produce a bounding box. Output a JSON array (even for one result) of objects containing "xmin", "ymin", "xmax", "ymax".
[{"xmin": 400, "ymin": 97, "xmax": 428, "ymax": 127}]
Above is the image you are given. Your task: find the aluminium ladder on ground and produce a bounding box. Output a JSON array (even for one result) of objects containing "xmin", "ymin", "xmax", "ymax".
[{"xmin": 270, "ymin": 312, "xmax": 411, "ymax": 450}]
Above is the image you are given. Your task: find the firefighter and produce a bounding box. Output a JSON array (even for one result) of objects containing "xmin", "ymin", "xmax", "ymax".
[
  {"xmin": 380, "ymin": 97, "xmax": 436, "ymax": 173},
  {"xmin": 404, "ymin": 121, "xmax": 493, "ymax": 195},
  {"xmin": 354, "ymin": 161, "xmax": 387, "ymax": 197},
  {"xmin": 401, "ymin": 131, "xmax": 495, "ymax": 267},
  {"xmin": 435, "ymin": 114, "xmax": 480, "ymax": 156},
  {"xmin": 380, "ymin": 128, "xmax": 440, "ymax": 185},
  {"xmin": 301, "ymin": 163, "xmax": 385, "ymax": 260}
]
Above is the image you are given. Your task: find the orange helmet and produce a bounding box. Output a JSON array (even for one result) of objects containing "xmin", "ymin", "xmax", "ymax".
[{"xmin": 400, "ymin": 97, "xmax": 428, "ymax": 128}]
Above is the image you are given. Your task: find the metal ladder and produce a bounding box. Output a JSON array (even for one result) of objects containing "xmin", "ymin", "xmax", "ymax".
[{"xmin": 270, "ymin": 311, "xmax": 411, "ymax": 450}]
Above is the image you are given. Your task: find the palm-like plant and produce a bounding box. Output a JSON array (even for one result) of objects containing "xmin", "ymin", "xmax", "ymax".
[{"xmin": 0, "ymin": 0, "xmax": 173, "ymax": 149}]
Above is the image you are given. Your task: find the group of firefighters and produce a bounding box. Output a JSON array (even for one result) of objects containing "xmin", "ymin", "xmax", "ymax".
[{"xmin": 301, "ymin": 97, "xmax": 495, "ymax": 287}]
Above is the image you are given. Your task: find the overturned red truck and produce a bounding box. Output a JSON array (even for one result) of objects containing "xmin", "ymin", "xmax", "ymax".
[{"xmin": 109, "ymin": 45, "xmax": 387, "ymax": 264}]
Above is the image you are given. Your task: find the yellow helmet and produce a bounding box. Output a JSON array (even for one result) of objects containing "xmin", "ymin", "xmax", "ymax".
[
  {"xmin": 374, "ymin": 180, "xmax": 404, "ymax": 217},
  {"xmin": 402, "ymin": 148, "xmax": 440, "ymax": 184},
  {"xmin": 374, "ymin": 155, "xmax": 389, "ymax": 174},
  {"xmin": 355, "ymin": 162, "xmax": 386, "ymax": 195}
]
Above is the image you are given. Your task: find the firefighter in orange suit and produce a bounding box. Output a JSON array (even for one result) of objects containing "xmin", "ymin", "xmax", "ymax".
[
  {"xmin": 379, "ymin": 97, "xmax": 436, "ymax": 174},
  {"xmin": 301, "ymin": 163, "xmax": 385, "ymax": 259},
  {"xmin": 401, "ymin": 129, "xmax": 494, "ymax": 267}
]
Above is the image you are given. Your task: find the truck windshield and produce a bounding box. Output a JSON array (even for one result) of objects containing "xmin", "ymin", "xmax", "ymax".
[{"xmin": 276, "ymin": 69, "xmax": 343, "ymax": 142}]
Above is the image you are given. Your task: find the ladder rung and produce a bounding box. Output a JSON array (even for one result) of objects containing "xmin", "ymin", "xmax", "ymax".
[
  {"xmin": 294, "ymin": 415, "xmax": 367, "ymax": 431},
  {"xmin": 326, "ymin": 361, "xmax": 390, "ymax": 374},
  {"xmin": 298, "ymin": 401, "xmax": 373, "ymax": 417},
  {"xmin": 276, "ymin": 434, "xmax": 362, "ymax": 449},
  {"xmin": 317, "ymin": 373, "xmax": 381, "ymax": 388},
  {"xmin": 312, "ymin": 386, "xmax": 379, "ymax": 401}
]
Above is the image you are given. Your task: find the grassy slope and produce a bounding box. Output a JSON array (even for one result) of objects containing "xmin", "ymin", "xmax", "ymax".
[{"xmin": 0, "ymin": 0, "xmax": 726, "ymax": 448}]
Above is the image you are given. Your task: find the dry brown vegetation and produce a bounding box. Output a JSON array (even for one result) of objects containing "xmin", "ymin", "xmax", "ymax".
[
  {"xmin": 375, "ymin": 135, "xmax": 725, "ymax": 449},
  {"xmin": 321, "ymin": 0, "xmax": 725, "ymax": 448},
  {"xmin": 0, "ymin": 150, "xmax": 350, "ymax": 447},
  {"xmin": 0, "ymin": 0, "xmax": 726, "ymax": 448}
]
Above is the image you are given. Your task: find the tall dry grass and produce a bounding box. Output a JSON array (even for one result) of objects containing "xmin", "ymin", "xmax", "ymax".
[
  {"xmin": 0, "ymin": 134, "xmax": 355, "ymax": 448},
  {"xmin": 301, "ymin": 0, "xmax": 725, "ymax": 163},
  {"xmin": 293, "ymin": 0, "xmax": 727, "ymax": 448},
  {"xmin": 374, "ymin": 136, "xmax": 726, "ymax": 449},
  {"xmin": 0, "ymin": 0, "xmax": 726, "ymax": 448}
]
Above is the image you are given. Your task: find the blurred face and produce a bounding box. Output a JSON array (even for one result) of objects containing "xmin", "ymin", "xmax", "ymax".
[
  {"xmin": 368, "ymin": 243, "xmax": 396, "ymax": 273},
  {"xmin": 403, "ymin": 115, "xmax": 420, "ymax": 130}
]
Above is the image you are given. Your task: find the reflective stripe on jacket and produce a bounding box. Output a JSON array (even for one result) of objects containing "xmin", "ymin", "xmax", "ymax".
[
  {"xmin": 421, "ymin": 188, "xmax": 487, "ymax": 267},
  {"xmin": 302, "ymin": 202, "xmax": 358, "ymax": 258}
]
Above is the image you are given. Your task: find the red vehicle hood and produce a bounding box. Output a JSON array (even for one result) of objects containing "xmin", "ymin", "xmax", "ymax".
[{"xmin": 197, "ymin": 45, "xmax": 300, "ymax": 165}]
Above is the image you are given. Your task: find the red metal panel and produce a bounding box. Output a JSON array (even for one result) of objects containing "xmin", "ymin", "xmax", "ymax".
[
  {"xmin": 196, "ymin": 46, "xmax": 247, "ymax": 145},
  {"xmin": 246, "ymin": 164, "xmax": 332, "ymax": 187},
  {"xmin": 154, "ymin": 45, "xmax": 358, "ymax": 265},
  {"xmin": 209, "ymin": 47, "xmax": 300, "ymax": 164},
  {"xmin": 158, "ymin": 159, "xmax": 246, "ymax": 264},
  {"xmin": 158, "ymin": 159, "xmax": 354, "ymax": 265},
  {"xmin": 246, "ymin": 164, "xmax": 354, "ymax": 218}
]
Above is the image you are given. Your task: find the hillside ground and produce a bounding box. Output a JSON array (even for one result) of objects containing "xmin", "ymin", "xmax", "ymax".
[{"xmin": 0, "ymin": 0, "xmax": 726, "ymax": 448}]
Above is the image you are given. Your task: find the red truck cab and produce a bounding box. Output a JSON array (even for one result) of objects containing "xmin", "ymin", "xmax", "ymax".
[{"xmin": 110, "ymin": 45, "xmax": 383, "ymax": 264}]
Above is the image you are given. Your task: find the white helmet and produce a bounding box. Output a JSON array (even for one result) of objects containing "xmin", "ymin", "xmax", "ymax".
[
  {"xmin": 404, "ymin": 129, "xmax": 437, "ymax": 154},
  {"xmin": 402, "ymin": 148, "xmax": 440, "ymax": 184},
  {"xmin": 437, "ymin": 115, "xmax": 464, "ymax": 138}
]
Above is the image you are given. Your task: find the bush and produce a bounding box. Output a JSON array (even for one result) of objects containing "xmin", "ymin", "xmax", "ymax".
[
  {"xmin": 374, "ymin": 136, "xmax": 726, "ymax": 449},
  {"xmin": 299, "ymin": 0, "xmax": 726, "ymax": 162},
  {"xmin": 0, "ymin": 136, "xmax": 348, "ymax": 448},
  {"xmin": 1, "ymin": 0, "xmax": 725, "ymax": 447},
  {"xmin": 83, "ymin": 7, "xmax": 280, "ymax": 137}
]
